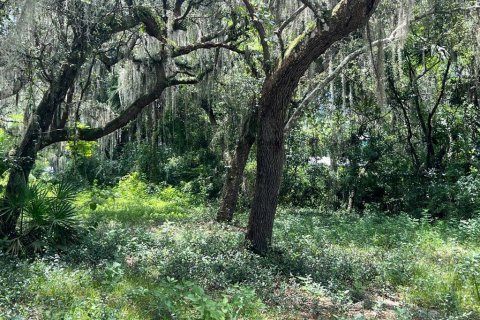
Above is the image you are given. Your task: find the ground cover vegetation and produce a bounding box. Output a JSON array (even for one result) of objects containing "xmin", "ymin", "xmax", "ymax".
[{"xmin": 0, "ymin": 0, "xmax": 480, "ymax": 318}]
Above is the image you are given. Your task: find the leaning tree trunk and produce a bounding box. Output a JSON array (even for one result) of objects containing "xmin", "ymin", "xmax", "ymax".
[
  {"xmin": 245, "ymin": 0, "xmax": 381, "ymax": 255},
  {"xmin": 1, "ymin": 120, "xmax": 64, "ymax": 238},
  {"xmin": 2, "ymin": 163, "xmax": 34, "ymax": 237},
  {"xmin": 217, "ymin": 107, "xmax": 257, "ymax": 222},
  {"xmin": 246, "ymin": 89, "xmax": 290, "ymax": 254},
  {"xmin": 1, "ymin": 62, "xmax": 81, "ymax": 238},
  {"xmin": 246, "ymin": 61, "xmax": 310, "ymax": 254}
]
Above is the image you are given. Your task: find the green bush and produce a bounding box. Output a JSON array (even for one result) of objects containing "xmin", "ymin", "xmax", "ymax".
[{"xmin": 0, "ymin": 180, "xmax": 81, "ymax": 255}]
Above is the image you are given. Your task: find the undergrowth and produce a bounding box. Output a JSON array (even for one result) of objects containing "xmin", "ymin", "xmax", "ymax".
[{"xmin": 1, "ymin": 175, "xmax": 480, "ymax": 319}]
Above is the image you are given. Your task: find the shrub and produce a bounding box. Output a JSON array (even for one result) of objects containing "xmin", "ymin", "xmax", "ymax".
[{"xmin": 0, "ymin": 180, "xmax": 81, "ymax": 255}]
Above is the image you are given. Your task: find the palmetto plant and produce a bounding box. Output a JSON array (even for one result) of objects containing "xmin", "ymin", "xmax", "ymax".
[{"xmin": 0, "ymin": 180, "xmax": 80, "ymax": 255}]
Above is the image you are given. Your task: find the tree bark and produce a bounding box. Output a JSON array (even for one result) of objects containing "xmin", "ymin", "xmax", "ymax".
[
  {"xmin": 217, "ymin": 107, "xmax": 257, "ymax": 222},
  {"xmin": 246, "ymin": 0, "xmax": 381, "ymax": 255},
  {"xmin": 247, "ymin": 89, "xmax": 289, "ymax": 255}
]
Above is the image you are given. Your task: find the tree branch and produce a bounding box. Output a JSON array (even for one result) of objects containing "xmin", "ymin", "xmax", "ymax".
[
  {"xmin": 387, "ymin": 70, "xmax": 420, "ymax": 170},
  {"xmin": 173, "ymin": 0, "xmax": 193, "ymax": 30},
  {"xmin": 242, "ymin": 0, "xmax": 272, "ymax": 74},
  {"xmin": 298, "ymin": 0, "xmax": 325, "ymax": 21},
  {"xmin": 40, "ymin": 82, "xmax": 166, "ymax": 148},
  {"xmin": 39, "ymin": 54, "xmax": 168, "ymax": 148},
  {"xmin": 276, "ymin": 5, "xmax": 307, "ymax": 57},
  {"xmin": 428, "ymin": 58, "xmax": 451, "ymax": 124},
  {"xmin": 261, "ymin": 0, "xmax": 380, "ymax": 122},
  {"xmin": 284, "ymin": 33, "xmax": 396, "ymax": 133},
  {"xmin": 173, "ymin": 41, "xmax": 245, "ymax": 57}
]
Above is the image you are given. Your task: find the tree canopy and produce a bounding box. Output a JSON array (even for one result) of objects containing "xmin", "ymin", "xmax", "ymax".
[{"xmin": 1, "ymin": 0, "xmax": 480, "ymax": 317}]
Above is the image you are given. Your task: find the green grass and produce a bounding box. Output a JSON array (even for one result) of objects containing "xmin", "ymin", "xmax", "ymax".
[
  {"xmin": 1, "ymin": 179, "xmax": 480, "ymax": 319},
  {"xmin": 270, "ymin": 208, "xmax": 480, "ymax": 317}
]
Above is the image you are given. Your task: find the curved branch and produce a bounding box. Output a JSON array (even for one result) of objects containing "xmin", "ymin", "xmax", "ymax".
[
  {"xmin": 263, "ymin": 0, "xmax": 380, "ymax": 117},
  {"xmin": 276, "ymin": 5, "xmax": 307, "ymax": 57},
  {"xmin": 173, "ymin": 42, "xmax": 245, "ymax": 57},
  {"xmin": 40, "ymin": 56, "xmax": 168, "ymax": 148},
  {"xmin": 41, "ymin": 82, "xmax": 166, "ymax": 148}
]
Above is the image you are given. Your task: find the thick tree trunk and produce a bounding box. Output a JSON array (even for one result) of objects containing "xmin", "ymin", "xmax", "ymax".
[
  {"xmin": 0, "ymin": 118, "xmax": 40, "ymax": 238},
  {"xmin": 246, "ymin": 62, "xmax": 307, "ymax": 254},
  {"xmin": 217, "ymin": 107, "xmax": 257, "ymax": 222},
  {"xmin": 245, "ymin": 0, "xmax": 381, "ymax": 255},
  {"xmin": 1, "ymin": 168, "xmax": 31, "ymax": 237},
  {"xmin": 246, "ymin": 95, "xmax": 288, "ymax": 254}
]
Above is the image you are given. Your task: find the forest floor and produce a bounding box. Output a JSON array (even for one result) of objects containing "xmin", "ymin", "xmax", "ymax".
[{"xmin": 1, "ymin": 180, "xmax": 480, "ymax": 319}]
